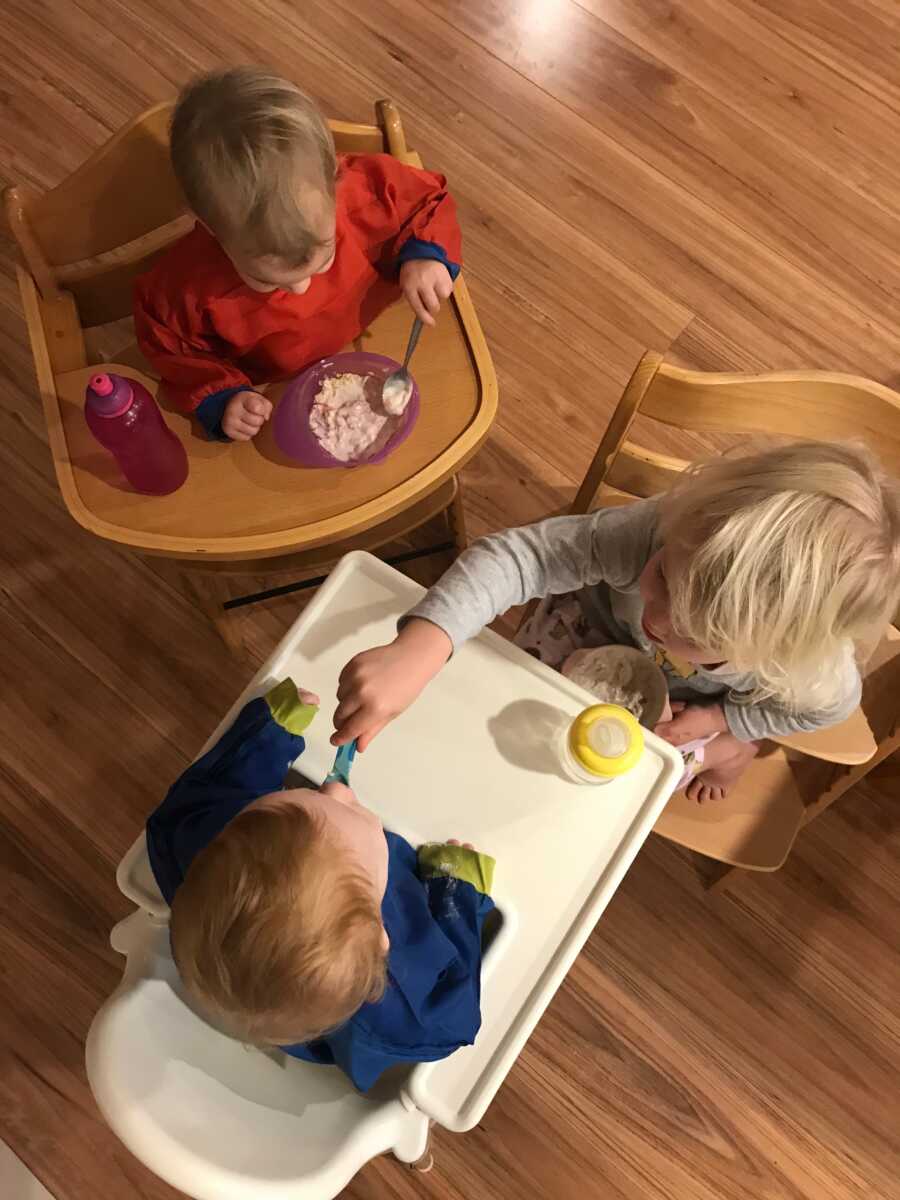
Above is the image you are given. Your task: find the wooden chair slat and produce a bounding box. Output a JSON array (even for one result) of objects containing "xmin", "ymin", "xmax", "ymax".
[
  {"xmin": 18, "ymin": 102, "xmax": 391, "ymax": 274},
  {"xmin": 604, "ymin": 442, "xmax": 688, "ymax": 499},
  {"xmin": 642, "ymin": 364, "xmax": 900, "ymax": 472},
  {"xmin": 771, "ymin": 707, "xmax": 877, "ymax": 765},
  {"xmin": 28, "ymin": 103, "xmax": 183, "ymax": 266},
  {"xmin": 329, "ymin": 120, "xmax": 387, "ymax": 154}
]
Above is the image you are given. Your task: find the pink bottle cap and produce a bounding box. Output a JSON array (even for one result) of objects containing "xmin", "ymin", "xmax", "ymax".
[
  {"xmin": 90, "ymin": 373, "xmax": 114, "ymax": 396},
  {"xmin": 86, "ymin": 372, "xmax": 132, "ymax": 418}
]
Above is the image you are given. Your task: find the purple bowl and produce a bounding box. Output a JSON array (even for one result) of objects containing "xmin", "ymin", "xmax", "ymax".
[{"xmin": 273, "ymin": 351, "xmax": 420, "ymax": 468}]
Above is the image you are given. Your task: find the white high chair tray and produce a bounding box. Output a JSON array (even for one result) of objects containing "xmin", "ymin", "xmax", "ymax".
[{"xmin": 119, "ymin": 551, "xmax": 681, "ymax": 1133}]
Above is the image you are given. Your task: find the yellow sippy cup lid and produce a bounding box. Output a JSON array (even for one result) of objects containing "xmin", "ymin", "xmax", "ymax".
[{"xmin": 568, "ymin": 704, "xmax": 644, "ymax": 777}]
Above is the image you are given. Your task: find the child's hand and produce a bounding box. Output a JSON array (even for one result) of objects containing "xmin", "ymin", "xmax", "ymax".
[
  {"xmin": 222, "ymin": 389, "xmax": 273, "ymax": 441},
  {"xmin": 399, "ymin": 259, "xmax": 454, "ymax": 327},
  {"xmin": 654, "ymin": 702, "xmax": 729, "ymax": 746},
  {"xmin": 332, "ymin": 618, "xmax": 452, "ymax": 751}
]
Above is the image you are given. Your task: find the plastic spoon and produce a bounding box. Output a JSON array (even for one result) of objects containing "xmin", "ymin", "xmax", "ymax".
[{"xmin": 324, "ymin": 739, "xmax": 358, "ymax": 786}]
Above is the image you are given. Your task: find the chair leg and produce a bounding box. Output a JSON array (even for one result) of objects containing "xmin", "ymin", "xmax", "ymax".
[
  {"xmin": 704, "ymin": 861, "xmax": 738, "ymax": 894},
  {"xmin": 182, "ymin": 569, "xmax": 250, "ymax": 659},
  {"xmin": 683, "ymin": 850, "xmax": 739, "ymax": 895},
  {"xmin": 447, "ymin": 475, "xmax": 468, "ymax": 556},
  {"xmin": 182, "ymin": 477, "xmax": 468, "ymax": 651},
  {"xmin": 407, "ymin": 1127, "xmax": 434, "ymax": 1173}
]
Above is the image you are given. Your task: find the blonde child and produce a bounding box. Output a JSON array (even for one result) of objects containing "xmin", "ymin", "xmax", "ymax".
[
  {"xmin": 149, "ymin": 679, "xmax": 495, "ymax": 1091},
  {"xmin": 134, "ymin": 68, "xmax": 461, "ymax": 441},
  {"xmin": 332, "ymin": 442, "xmax": 900, "ymax": 803}
]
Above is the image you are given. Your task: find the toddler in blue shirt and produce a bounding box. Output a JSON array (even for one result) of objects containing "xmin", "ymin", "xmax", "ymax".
[{"xmin": 147, "ymin": 679, "xmax": 495, "ymax": 1092}]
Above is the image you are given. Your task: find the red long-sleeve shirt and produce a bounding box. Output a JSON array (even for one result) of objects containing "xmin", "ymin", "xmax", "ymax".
[{"xmin": 133, "ymin": 153, "xmax": 461, "ymax": 437}]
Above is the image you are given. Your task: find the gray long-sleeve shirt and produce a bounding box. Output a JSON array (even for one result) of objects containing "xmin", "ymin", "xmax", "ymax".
[{"xmin": 407, "ymin": 498, "xmax": 861, "ymax": 742}]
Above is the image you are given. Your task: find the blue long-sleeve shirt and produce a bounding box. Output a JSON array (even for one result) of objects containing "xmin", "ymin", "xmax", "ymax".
[{"xmin": 146, "ymin": 680, "xmax": 495, "ymax": 1091}]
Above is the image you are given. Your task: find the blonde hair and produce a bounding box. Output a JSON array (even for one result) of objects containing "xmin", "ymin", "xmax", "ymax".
[
  {"xmin": 170, "ymin": 67, "xmax": 337, "ymax": 264},
  {"xmin": 659, "ymin": 440, "xmax": 900, "ymax": 710},
  {"xmin": 170, "ymin": 799, "xmax": 387, "ymax": 1046}
]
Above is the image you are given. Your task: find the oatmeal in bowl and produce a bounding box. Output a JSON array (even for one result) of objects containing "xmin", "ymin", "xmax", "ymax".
[{"xmin": 273, "ymin": 351, "xmax": 420, "ymax": 467}]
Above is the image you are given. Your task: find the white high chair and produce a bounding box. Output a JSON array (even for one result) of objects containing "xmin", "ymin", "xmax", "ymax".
[
  {"xmin": 87, "ymin": 552, "xmax": 682, "ymax": 1198},
  {"xmin": 87, "ymin": 860, "xmax": 430, "ymax": 1200}
]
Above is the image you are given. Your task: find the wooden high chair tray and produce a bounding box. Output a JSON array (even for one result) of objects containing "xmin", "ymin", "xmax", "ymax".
[
  {"xmin": 41, "ymin": 281, "xmax": 494, "ymax": 560},
  {"xmin": 120, "ymin": 552, "xmax": 682, "ymax": 1131}
]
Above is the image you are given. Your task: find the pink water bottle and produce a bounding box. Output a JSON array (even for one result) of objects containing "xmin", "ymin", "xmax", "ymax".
[{"xmin": 85, "ymin": 372, "xmax": 188, "ymax": 496}]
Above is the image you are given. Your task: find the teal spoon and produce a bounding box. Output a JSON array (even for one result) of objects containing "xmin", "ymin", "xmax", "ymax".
[{"xmin": 325, "ymin": 739, "xmax": 358, "ymax": 786}]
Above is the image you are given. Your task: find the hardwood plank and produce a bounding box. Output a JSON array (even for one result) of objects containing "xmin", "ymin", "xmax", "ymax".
[
  {"xmin": 579, "ymin": 0, "xmax": 900, "ymax": 204},
  {"xmin": 431, "ymin": 0, "xmax": 900, "ymax": 371},
  {"xmin": 739, "ymin": 0, "xmax": 900, "ymax": 112}
]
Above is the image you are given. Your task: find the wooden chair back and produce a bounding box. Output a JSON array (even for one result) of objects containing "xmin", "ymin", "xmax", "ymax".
[
  {"xmin": 574, "ymin": 351, "xmax": 900, "ymax": 514},
  {"xmin": 4, "ymin": 98, "xmax": 406, "ymax": 329}
]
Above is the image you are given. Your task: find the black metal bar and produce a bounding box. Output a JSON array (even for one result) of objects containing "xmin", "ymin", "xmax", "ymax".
[{"xmin": 222, "ymin": 541, "xmax": 456, "ymax": 610}]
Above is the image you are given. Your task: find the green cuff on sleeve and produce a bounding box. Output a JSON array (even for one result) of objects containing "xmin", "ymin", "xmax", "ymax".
[
  {"xmin": 418, "ymin": 843, "xmax": 496, "ymax": 895},
  {"xmin": 265, "ymin": 678, "xmax": 318, "ymax": 735}
]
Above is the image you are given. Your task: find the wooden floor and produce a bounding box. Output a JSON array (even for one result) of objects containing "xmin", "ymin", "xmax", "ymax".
[{"xmin": 1, "ymin": 2, "xmax": 899, "ymax": 1198}]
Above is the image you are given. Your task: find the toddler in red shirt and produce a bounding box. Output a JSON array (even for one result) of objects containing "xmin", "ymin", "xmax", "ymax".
[{"xmin": 134, "ymin": 68, "xmax": 461, "ymax": 441}]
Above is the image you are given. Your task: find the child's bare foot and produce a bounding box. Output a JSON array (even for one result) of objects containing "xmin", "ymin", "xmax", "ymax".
[
  {"xmin": 686, "ymin": 735, "xmax": 758, "ymax": 804},
  {"xmin": 688, "ymin": 761, "xmax": 745, "ymax": 804},
  {"xmin": 447, "ymin": 838, "xmax": 475, "ymax": 850}
]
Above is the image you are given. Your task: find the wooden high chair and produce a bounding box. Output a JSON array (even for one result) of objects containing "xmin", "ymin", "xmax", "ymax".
[
  {"xmin": 5, "ymin": 99, "xmax": 496, "ymax": 654},
  {"xmin": 569, "ymin": 352, "xmax": 900, "ymax": 888}
]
